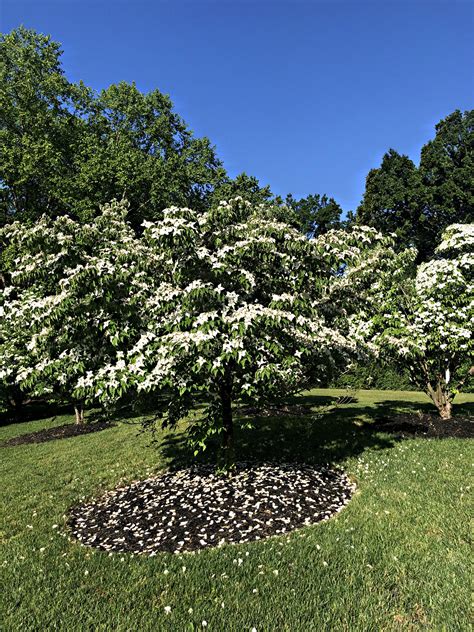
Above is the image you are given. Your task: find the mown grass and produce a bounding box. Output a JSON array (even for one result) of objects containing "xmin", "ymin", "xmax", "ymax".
[{"xmin": 1, "ymin": 389, "xmax": 472, "ymax": 631}]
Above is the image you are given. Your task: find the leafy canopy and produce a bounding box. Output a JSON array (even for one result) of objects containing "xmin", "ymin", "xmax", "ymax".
[
  {"xmin": 0, "ymin": 27, "xmax": 225, "ymax": 230},
  {"xmin": 285, "ymin": 193, "xmax": 343, "ymax": 238}
]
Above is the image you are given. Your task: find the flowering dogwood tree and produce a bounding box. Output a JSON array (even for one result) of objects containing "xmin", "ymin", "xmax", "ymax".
[
  {"xmin": 364, "ymin": 223, "xmax": 473, "ymax": 419},
  {"xmin": 0, "ymin": 200, "xmax": 152, "ymax": 423},
  {"xmin": 78, "ymin": 199, "xmax": 402, "ymax": 468},
  {"xmin": 76, "ymin": 200, "xmax": 344, "ymax": 467}
]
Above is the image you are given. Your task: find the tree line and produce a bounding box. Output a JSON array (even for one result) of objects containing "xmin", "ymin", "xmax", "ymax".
[{"xmin": 2, "ymin": 27, "xmax": 471, "ymax": 252}]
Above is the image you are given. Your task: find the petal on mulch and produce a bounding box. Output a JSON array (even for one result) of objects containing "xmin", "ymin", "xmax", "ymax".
[{"xmin": 67, "ymin": 463, "xmax": 355, "ymax": 555}]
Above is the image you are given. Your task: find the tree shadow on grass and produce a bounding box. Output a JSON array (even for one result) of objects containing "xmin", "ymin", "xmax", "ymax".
[
  {"xmin": 88, "ymin": 397, "xmax": 209, "ymax": 426},
  {"xmin": 369, "ymin": 398, "xmax": 473, "ymax": 418},
  {"xmin": 158, "ymin": 394, "xmax": 473, "ymax": 471},
  {"xmin": 159, "ymin": 400, "xmax": 394, "ymax": 471},
  {"xmin": 0, "ymin": 400, "xmax": 74, "ymax": 427}
]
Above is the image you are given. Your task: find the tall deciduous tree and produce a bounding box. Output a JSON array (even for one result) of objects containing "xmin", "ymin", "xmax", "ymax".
[
  {"xmin": 67, "ymin": 81, "xmax": 226, "ymax": 227},
  {"xmin": 0, "ymin": 27, "xmax": 89, "ymax": 226},
  {"xmin": 0, "ymin": 27, "xmax": 225, "ymax": 230}
]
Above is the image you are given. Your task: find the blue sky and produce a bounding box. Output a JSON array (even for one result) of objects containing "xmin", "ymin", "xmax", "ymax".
[{"xmin": 1, "ymin": 0, "xmax": 473, "ymax": 212}]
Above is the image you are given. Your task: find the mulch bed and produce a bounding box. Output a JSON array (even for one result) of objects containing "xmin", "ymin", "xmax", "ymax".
[
  {"xmin": 68, "ymin": 463, "xmax": 355, "ymax": 555},
  {"xmin": 369, "ymin": 413, "xmax": 473, "ymax": 439},
  {"xmin": 1, "ymin": 421, "xmax": 114, "ymax": 447}
]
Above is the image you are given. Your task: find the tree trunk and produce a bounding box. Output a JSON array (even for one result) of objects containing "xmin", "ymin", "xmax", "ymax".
[
  {"xmin": 219, "ymin": 373, "xmax": 235, "ymax": 473},
  {"xmin": 74, "ymin": 402, "xmax": 85, "ymax": 425},
  {"xmin": 10, "ymin": 393, "xmax": 23, "ymax": 421},
  {"xmin": 438, "ymin": 398, "xmax": 452, "ymax": 420},
  {"xmin": 8, "ymin": 388, "xmax": 24, "ymax": 422},
  {"xmin": 426, "ymin": 376, "xmax": 452, "ymax": 420}
]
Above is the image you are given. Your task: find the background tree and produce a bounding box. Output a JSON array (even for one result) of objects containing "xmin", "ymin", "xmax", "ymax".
[
  {"xmin": 285, "ymin": 193, "xmax": 343, "ymax": 237},
  {"xmin": 355, "ymin": 149, "xmax": 428, "ymax": 258},
  {"xmin": 356, "ymin": 110, "xmax": 473, "ymax": 261},
  {"xmin": 0, "ymin": 27, "xmax": 89, "ymax": 226},
  {"xmin": 0, "ymin": 27, "xmax": 225, "ymax": 231},
  {"xmin": 67, "ymin": 81, "xmax": 226, "ymax": 228},
  {"xmin": 419, "ymin": 110, "xmax": 474, "ymax": 233},
  {"xmin": 210, "ymin": 172, "xmax": 274, "ymax": 207}
]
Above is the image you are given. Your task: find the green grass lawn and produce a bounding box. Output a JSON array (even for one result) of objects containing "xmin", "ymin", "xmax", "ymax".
[{"xmin": 1, "ymin": 389, "xmax": 472, "ymax": 631}]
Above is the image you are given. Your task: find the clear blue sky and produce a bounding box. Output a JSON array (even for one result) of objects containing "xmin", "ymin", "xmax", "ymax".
[{"xmin": 1, "ymin": 0, "xmax": 473, "ymax": 212}]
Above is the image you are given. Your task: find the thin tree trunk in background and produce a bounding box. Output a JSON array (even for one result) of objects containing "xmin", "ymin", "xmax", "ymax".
[
  {"xmin": 426, "ymin": 380, "xmax": 452, "ymax": 420},
  {"xmin": 74, "ymin": 402, "xmax": 85, "ymax": 425},
  {"xmin": 9, "ymin": 388, "xmax": 24, "ymax": 422}
]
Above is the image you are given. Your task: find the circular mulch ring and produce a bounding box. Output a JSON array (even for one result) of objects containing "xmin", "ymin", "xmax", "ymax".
[{"xmin": 68, "ymin": 463, "xmax": 355, "ymax": 555}]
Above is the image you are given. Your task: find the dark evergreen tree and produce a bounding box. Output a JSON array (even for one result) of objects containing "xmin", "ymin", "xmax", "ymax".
[
  {"xmin": 356, "ymin": 149, "xmax": 428, "ymax": 257},
  {"xmin": 356, "ymin": 110, "xmax": 473, "ymax": 261},
  {"xmin": 419, "ymin": 109, "xmax": 474, "ymax": 232}
]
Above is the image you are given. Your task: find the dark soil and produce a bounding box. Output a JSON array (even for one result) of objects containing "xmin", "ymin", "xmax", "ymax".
[
  {"xmin": 68, "ymin": 463, "xmax": 355, "ymax": 555},
  {"xmin": 1, "ymin": 421, "xmax": 114, "ymax": 447},
  {"xmin": 369, "ymin": 413, "xmax": 473, "ymax": 439}
]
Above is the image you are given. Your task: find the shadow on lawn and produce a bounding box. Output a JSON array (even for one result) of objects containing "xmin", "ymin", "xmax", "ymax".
[
  {"xmin": 0, "ymin": 400, "xmax": 74, "ymax": 427},
  {"xmin": 159, "ymin": 394, "xmax": 473, "ymax": 470},
  {"xmin": 159, "ymin": 396, "xmax": 391, "ymax": 470}
]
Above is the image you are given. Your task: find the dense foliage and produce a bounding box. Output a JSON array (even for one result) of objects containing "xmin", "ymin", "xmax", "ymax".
[
  {"xmin": 329, "ymin": 360, "xmax": 414, "ymax": 391},
  {"xmin": 0, "ymin": 27, "xmax": 225, "ymax": 230},
  {"xmin": 0, "ymin": 201, "xmax": 147, "ymax": 422},
  {"xmin": 285, "ymin": 193, "xmax": 343, "ymax": 237}
]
